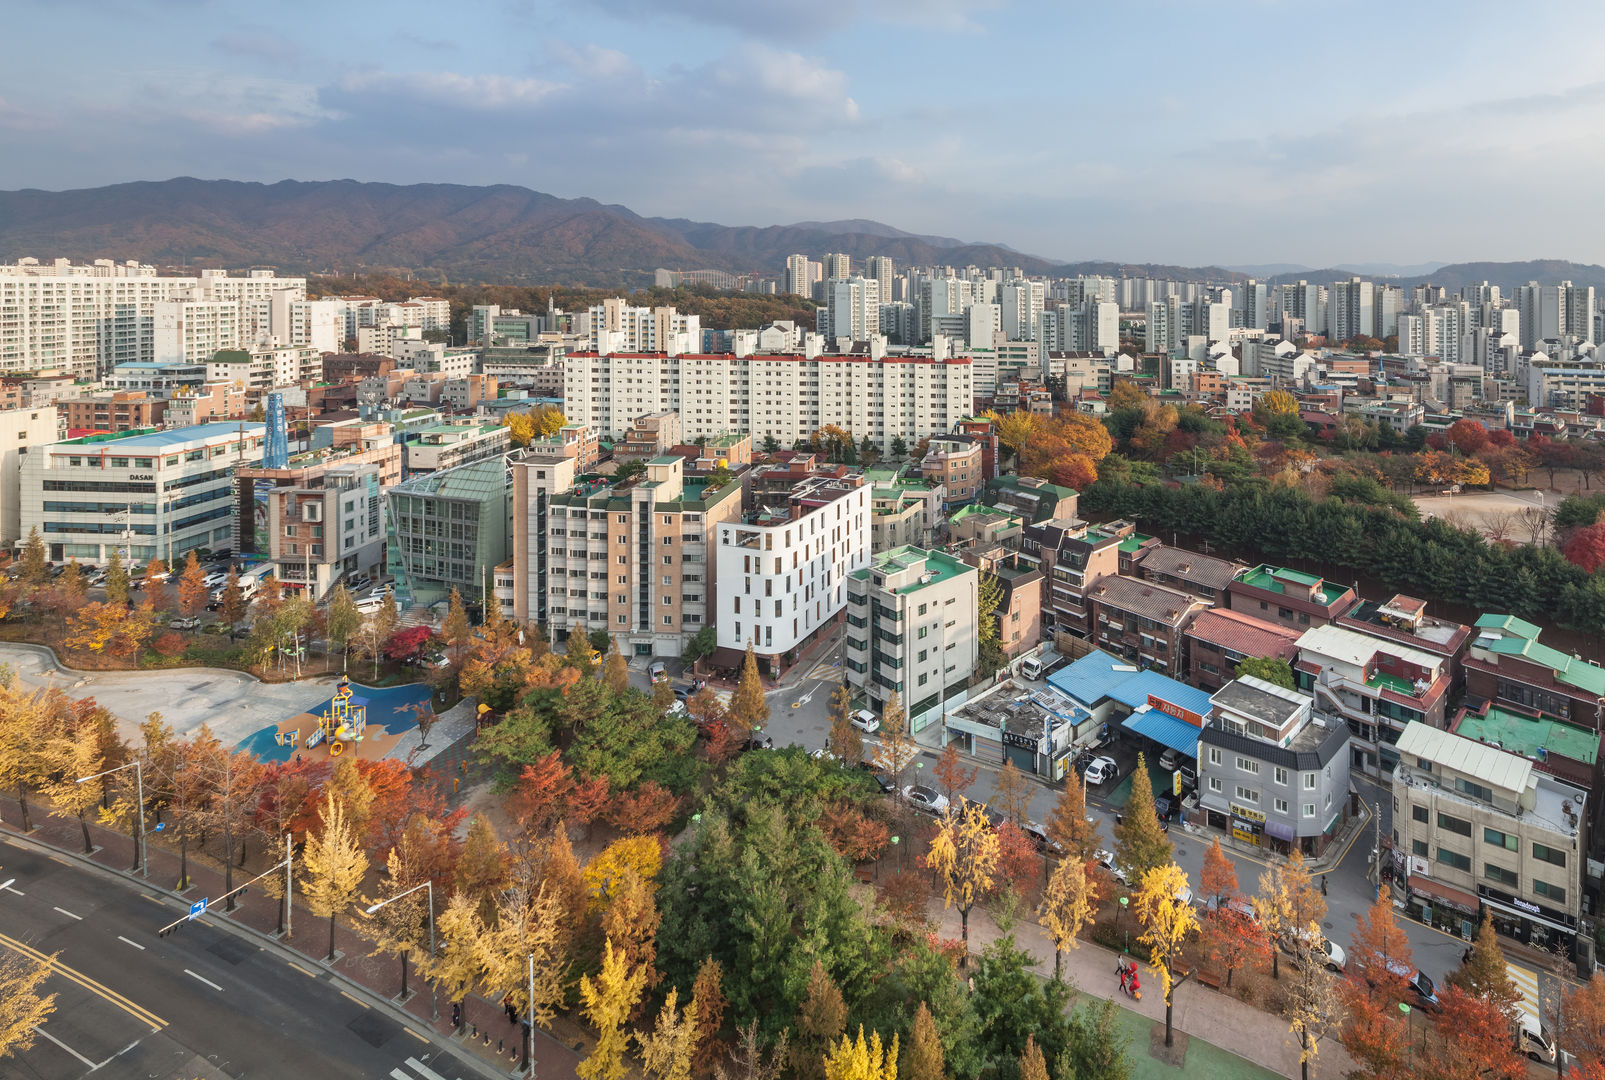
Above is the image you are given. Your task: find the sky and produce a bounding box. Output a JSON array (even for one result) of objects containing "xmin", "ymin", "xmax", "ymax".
[{"xmin": 4, "ymin": 0, "xmax": 1605, "ymax": 268}]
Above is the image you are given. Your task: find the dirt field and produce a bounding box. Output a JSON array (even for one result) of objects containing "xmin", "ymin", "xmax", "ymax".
[{"xmin": 1411, "ymin": 489, "xmax": 1551, "ymax": 542}]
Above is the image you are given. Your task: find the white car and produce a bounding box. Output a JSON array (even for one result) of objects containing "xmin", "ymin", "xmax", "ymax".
[
  {"xmin": 1093, "ymin": 848, "xmax": 1130, "ymax": 886},
  {"xmin": 850, "ymin": 709, "xmax": 880, "ymax": 734},
  {"xmin": 1158, "ymin": 747, "xmax": 1182, "ymax": 772},
  {"xmin": 1083, "ymin": 756, "xmax": 1120, "ymax": 786},
  {"xmin": 202, "ymin": 572, "xmax": 228, "ymax": 588},
  {"xmin": 903, "ymin": 784, "xmax": 949, "ymax": 814}
]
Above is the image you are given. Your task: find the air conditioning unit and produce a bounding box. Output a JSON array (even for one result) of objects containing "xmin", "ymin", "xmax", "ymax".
[{"xmin": 1396, "ymin": 767, "xmax": 1412, "ymax": 783}]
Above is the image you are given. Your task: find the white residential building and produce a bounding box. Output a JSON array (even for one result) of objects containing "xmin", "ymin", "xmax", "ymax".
[
  {"xmin": 205, "ymin": 345, "xmax": 322, "ymax": 389},
  {"xmin": 844, "ymin": 545, "xmax": 979, "ymax": 734},
  {"xmin": 818, "ymin": 277, "xmax": 881, "ymax": 341},
  {"xmin": 716, "ymin": 475, "xmax": 871, "ymax": 665},
  {"xmin": 0, "ymin": 406, "xmax": 61, "ymax": 547},
  {"xmin": 1328, "ymin": 278, "xmax": 1374, "ymax": 342},
  {"xmin": 585, "ymin": 299, "xmax": 700, "ymax": 355},
  {"xmin": 563, "ymin": 350, "xmax": 974, "ymax": 453}
]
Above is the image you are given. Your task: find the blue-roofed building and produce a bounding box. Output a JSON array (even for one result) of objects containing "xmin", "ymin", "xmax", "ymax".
[
  {"xmin": 1046, "ymin": 649, "xmax": 1215, "ymax": 761},
  {"xmin": 20, "ymin": 422, "xmax": 266, "ymax": 564}
]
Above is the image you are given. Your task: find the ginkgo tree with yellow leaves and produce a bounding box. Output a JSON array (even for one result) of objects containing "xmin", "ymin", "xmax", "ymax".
[
  {"xmin": 925, "ymin": 799, "xmax": 1000, "ymax": 963},
  {"xmin": 1039, "ymin": 855, "xmax": 1099, "ymax": 981},
  {"xmin": 822, "ymin": 1026, "xmax": 899, "ymax": 1080},
  {"xmin": 1132, "ymin": 862, "xmax": 1201, "ymax": 1049}
]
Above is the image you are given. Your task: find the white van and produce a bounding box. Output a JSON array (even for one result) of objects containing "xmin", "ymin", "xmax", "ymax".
[
  {"xmin": 1020, "ymin": 656, "xmax": 1044, "ymax": 680},
  {"xmin": 355, "ymin": 594, "xmax": 387, "ymax": 615},
  {"xmin": 1517, "ymin": 1009, "xmax": 1555, "ymax": 1063}
]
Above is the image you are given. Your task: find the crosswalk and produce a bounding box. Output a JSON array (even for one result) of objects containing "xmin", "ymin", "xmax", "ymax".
[
  {"xmin": 1507, "ymin": 960, "xmax": 1540, "ymax": 1015},
  {"xmin": 390, "ymin": 1055, "xmax": 458, "ymax": 1080}
]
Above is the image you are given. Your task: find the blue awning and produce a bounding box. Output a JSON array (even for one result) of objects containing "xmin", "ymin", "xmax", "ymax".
[{"xmin": 1120, "ymin": 708, "xmax": 1201, "ymax": 757}]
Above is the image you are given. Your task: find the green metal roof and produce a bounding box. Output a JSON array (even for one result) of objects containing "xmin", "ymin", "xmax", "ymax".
[
  {"xmin": 1455, "ymin": 707, "xmax": 1599, "ymax": 766},
  {"xmin": 388, "ymin": 457, "xmax": 507, "ymax": 499},
  {"xmin": 1474, "ymin": 613, "xmax": 1605, "ymax": 696},
  {"xmin": 857, "ymin": 545, "xmax": 975, "ymax": 595},
  {"xmin": 1239, "ymin": 564, "xmax": 1347, "ymax": 605}
]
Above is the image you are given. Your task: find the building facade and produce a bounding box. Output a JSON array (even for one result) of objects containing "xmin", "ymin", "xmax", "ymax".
[
  {"xmin": 386, "ymin": 457, "xmax": 510, "ymax": 608},
  {"xmin": 0, "ymin": 406, "xmax": 60, "ymax": 547},
  {"xmin": 1087, "ymin": 575, "xmax": 1208, "ymax": 675}
]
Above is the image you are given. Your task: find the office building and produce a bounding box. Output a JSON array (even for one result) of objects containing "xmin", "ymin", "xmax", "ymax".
[
  {"xmin": 386, "ymin": 457, "xmax": 510, "ymax": 607},
  {"xmin": 21, "ymin": 422, "xmax": 265, "ymax": 564},
  {"xmin": 718, "ymin": 474, "xmax": 870, "ymax": 670},
  {"xmin": 845, "ymin": 546, "xmax": 978, "ymax": 734},
  {"xmin": 0, "ymin": 406, "xmax": 59, "ymax": 547}
]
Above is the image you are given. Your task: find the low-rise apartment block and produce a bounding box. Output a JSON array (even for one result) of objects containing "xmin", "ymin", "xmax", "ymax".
[
  {"xmin": 1463, "ymin": 614, "xmax": 1605, "ymax": 736},
  {"xmin": 1226, "ymin": 564, "xmax": 1358, "ymax": 631},
  {"xmin": 1088, "ymin": 575, "xmax": 1207, "ymax": 674},
  {"xmin": 1393, "ymin": 722, "xmax": 1587, "ymax": 958},
  {"xmin": 920, "ymin": 433, "xmax": 984, "ymax": 507},
  {"xmin": 61, "ymin": 391, "xmax": 167, "ymax": 433},
  {"xmin": 846, "ymin": 546, "xmax": 979, "ymax": 733},
  {"xmin": 1133, "ymin": 544, "xmax": 1244, "ymax": 605},
  {"xmin": 401, "ymin": 421, "xmax": 510, "ymax": 477},
  {"xmin": 1184, "ymin": 608, "xmax": 1302, "ymax": 691}
]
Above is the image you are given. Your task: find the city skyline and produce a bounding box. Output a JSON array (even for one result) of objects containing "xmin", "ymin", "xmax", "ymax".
[{"xmin": 5, "ymin": 1, "xmax": 1605, "ymax": 267}]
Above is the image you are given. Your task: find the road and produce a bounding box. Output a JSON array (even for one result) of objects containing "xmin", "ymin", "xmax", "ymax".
[{"xmin": 0, "ymin": 837, "xmax": 476, "ymax": 1080}]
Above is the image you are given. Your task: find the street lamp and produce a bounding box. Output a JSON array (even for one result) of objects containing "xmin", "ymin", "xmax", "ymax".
[
  {"xmin": 78, "ymin": 759, "xmax": 145, "ymax": 877},
  {"xmin": 365, "ymin": 880, "xmax": 435, "ymax": 1015}
]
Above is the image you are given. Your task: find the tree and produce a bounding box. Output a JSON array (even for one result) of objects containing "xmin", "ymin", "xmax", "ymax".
[
  {"xmin": 220, "ymin": 567, "xmax": 246, "ymax": 627},
  {"xmin": 0, "ymin": 687, "xmax": 67, "ymax": 833},
  {"xmin": 1558, "ymin": 973, "xmax": 1605, "ymax": 1068},
  {"xmin": 1132, "ymin": 862, "xmax": 1201, "ymax": 1047},
  {"xmin": 174, "ymin": 551, "xmax": 206, "ymax": 617},
  {"xmin": 872, "ymin": 713, "xmax": 917, "ymax": 797},
  {"xmin": 1564, "ymin": 522, "xmax": 1605, "ymax": 573},
  {"xmin": 454, "ymin": 812, "xmax": 506, "ymax": 919},
  {"xmin": 143, "ymin": 555, "xmax": 169, "ymax": 606},
  {"xmin": 639, "ymin": 988, "xmax": 699, "ymax": 1080},
  {"xmin": 1447, "ymin": 418, "xmax": 1490, "ymax": 457},
  {"xmin": 605, "ymin": 780, "xmax": 682, "ymax": 835},
  {"xmin": 353, "ymin": 596, "xmax": 400, "ymax": 679},
  {"xmin": 1347, "ymin": 884, "xmax": 1414, "ymax": 1003},
  {"xmin": 1112, "ymin": 753, "xmax": 1171, "ymax": 883},
  {"xmin": 603, "ymin": 636, "xmax": 630, "ymax": 696},
  {"xmin": 792, "ymin": 961, "xmax": 848, "ymax": 1080},
  {"xmin": 682, "ymin": 625, "xmax": 717, "ymax": 665},
  {"xmin": 42, "ymin": 721, "xmax": 104, "ymax": 853},
  {"xmin": 316, "ymin": 586, "xmax": 357, "ymax": 670},
  {"xmin": 824, "ymin": 681, "xmax": 863, "ymax": 766},
  {"xmin": 578, "ymin": 937, "xmax": 648, "ymax": 1080},
  {"xmin": 822, "ymin": 1028, "xmax": 898, "ymax": 1080},
  {"xmin": 0, "ymin": 947, "xmax": 57, "ymax": 1059},
  {"xmin": 902, "ymin": 1002, "xmax": 944, "ymax": 1080},
  {"xmin": 104, "ymin": 548, "xmax": 130, "ymax": 606},
  {"xmin": 970, "ymin": 933, "xmax": 1074, "ymax": 1080},
  {"xmin": 926, "ymin": 800, "xmax": 1001, "ymax": 962},
  {"xmin": 57, "ymin": 560, "xmax": 86, "ymax": 608},
  {"xmin": 300, "ymin": 796, "xmax": 370, "ymax": 962},
  {"xmin": 728, "ymin": 644, "xmax": 768, "ymax": 735},
  {"xmin": 1017, "ymin": 1036, "xmax": 1049, "ymax": 1080},
  {"xmin": 993, "ymin": 411, "xmax": 1045, "ymax": 460},
  {"xmin": 1282, "ymin": 939, "xmax": 1338, "ymax": 1080},
  {"xmin": 994, "ymin": 759, "xmax": 1032, "ymax": 826},
  {"xmin": 1045, "ymin": 768, "xmax": 1098, "ymax": 863},
  {"xmin": 890, "ymin": 435, "xmax": 907, "ymax": 460},
  {"xmin": 1447, "ymin": 907, "xmax": 1519, "ymax": 1010},
  {"xmin": 1234, "ymin": 655, "xmax": 1295, "ymax": 689},
  {"xmin": 200, "ymin": 749, "xmax": 265, "ymax": 907},
  {"xmin": 18, "ymin": 526, "xmax": 49, "ymax": 585},
  {"xmin": 1039, "ymin": 855, "xmax": 1098, "ymax": 981},
  {"xmin": 364, "ymin": 829, "xmax": 432, "ymax": 1000},
  {"xmin": 1061, "ymin": 999, "xmax": 1131, "ymax": 1080},
  {"xmin": 689, "ymin": 957, "xmax": 728, "ymax": 1079},
  {"xmin": 932, "ymin": 741, "xmax": 977, "ymax": 805}
]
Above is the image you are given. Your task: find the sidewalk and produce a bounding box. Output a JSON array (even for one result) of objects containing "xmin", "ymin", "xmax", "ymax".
[
  {"xmin": 928, "ymin": 899, "xmax": 1354, "ymax": 1080},
  {"xmin": 0, "ymin": 799, "xmax": 581, "ymax": 1080}
]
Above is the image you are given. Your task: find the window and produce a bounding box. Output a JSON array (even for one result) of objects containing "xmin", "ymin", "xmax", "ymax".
[
  {"xmin": 1302, "ymin": 803, "xmax": 1316, "ymax": 817},
  {"xmin": 1438, "ymin": 812, "xmax": 1472, "ymax": 837},
  {"xmin": 1412, "ymin": 805, "xmax": 1429, "ymax": 824},
  {"xmin": 1533, "ymin": 880, "xmax": 1565, "ymax": 904},
  {"xmin": 1208, "ymin": 747, "xmax": 1222, "ymax": 766},
  {"xmin": 1484, "ymin": 863, "xmax": 1518, "ymax": 888},
  {"xmin": 1483, "ymin": 827, "xmax": 1518, "ymax": 851},
  {"xmin": 1455, "ymin": 777, "xmax": 1494, "ymax": 802},
  {"xmin": 1234, "ymin": 785, "xmax": 1259, "ymax": 804},
  {"xmin": 1274, "ymin": 798, "xmax": 1289, "ymax": 815},
  {"xmin": 1436, "ymin": 848, "xmax": 1471, "ymax": 872},
  {"xmin": 1532, "ymin": 843, "xmax": 1567, "ymax": 868},
  {"xmin": 1208, "ymin": 777, "xmax": 1222, "ymax": 793},
  {"xmin": 617, "ymin": 614, "xmax": 626, "ymax": 624},
  {"xmin": 1273, "ymin": 767, "xmax": 1288, "ymax": 785},
  {"xmin": 1412, "ymin": 839, "xmax": 1428, "ymax": 857},
  {"xmin": 1236, "ymin": 756, "xmax": 1260, "ymax": 775},
  {"xmin": 1303, "ymin": 772, "xmax": 1317, "ymax": 790},
  {"xmin": 663, "ymin": 615, "xmax": 673, "ymax": 626}
]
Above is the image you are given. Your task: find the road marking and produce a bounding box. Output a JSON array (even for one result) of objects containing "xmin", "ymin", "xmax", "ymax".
[
  {"xmin": 116, "ymin": 935, "xmax": 145, "ymax": 951},
  {"xmin": 3, "ymin": 884, "xmax": 23, "ymax": 895},
  {"xmin": 406, "ymin": 1056, "xmax": 451, "ymax": 1080},
  {"xmin": 404, "ymin": 1028, "xmax": 429, "ymax": 1043},
  {"xmin": 138, "ymin": 893, "xmax": 165, "ymax": 906},
  {"xmin": 0, "ymin": 931, "xmax": 166, "ymax": 1030},
  {"xmin": 49, "ymin": 854, "xmax": 72, "ymax": 867},
  {"xmin": 53, "ymin": 905, "xmax": 82, "ymax": 920},
  {"xmin": 3, "ymin": 838, "xmax": 22, "ymax": 848},
  {"xmin": 32, "ymin": 1025, "xmax": 96, "ymax": 1068},
  {"xmin": 90, "ymin": 1039, "xmax": 142, "ymax": 1072},
  {"xmin": 287, "ymin": 961, "xmax": 319, "ymax": 978},
  {"xmin": 340, "ymin": 989, "xmax": 370, "ymax": 1008},
  {"xmin": 183, "ymin": 969, "xmax": 223, "ymax": 992}
]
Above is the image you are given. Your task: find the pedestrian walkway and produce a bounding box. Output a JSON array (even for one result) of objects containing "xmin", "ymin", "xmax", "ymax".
[
  {"xmin": 0, "ymin": 799, "xmax": 579, "ymax": 1080},
  {"xmin": 928, "ymin": 900, "xmax": 1354, "ymax": 1080}
]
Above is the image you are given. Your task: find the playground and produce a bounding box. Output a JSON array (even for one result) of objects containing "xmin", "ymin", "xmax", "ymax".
[{"xmin": 233, "ymin": 678, "xmax": 437, "ymax": 764}]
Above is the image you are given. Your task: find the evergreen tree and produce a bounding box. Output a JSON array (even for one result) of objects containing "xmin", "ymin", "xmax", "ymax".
[
  {"xmin": 728, "ymin": 643, "xmax": 768, "ymax": 735},
  {"xmin": 1113, "ymin": 753, "xmax": 1172, "ymax": 883},
  {"xmin": 105, "ymin": 548, "xmax": 130, "ymax": 606},
  {"xmin": 18, "ymin": 527, "xmax": 49, "ymax": 585}
]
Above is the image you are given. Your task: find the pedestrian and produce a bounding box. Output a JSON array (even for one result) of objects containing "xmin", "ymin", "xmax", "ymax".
[
  {"xmin": 504, "ymin": 996, "xmax": 517, "ymax": 1023},
  {"xmin": 452, "ymin": 1002, "xmax": 461, "ymax": 1029}
]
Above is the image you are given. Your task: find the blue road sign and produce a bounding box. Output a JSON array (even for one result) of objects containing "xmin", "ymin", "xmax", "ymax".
[
  {"xmin": 189, "ymin": 898, "xmax": 207, "ymax": 919},
  {"xmin": 154, "ymin": 822, "xmax": 166, "ymax": 831}
]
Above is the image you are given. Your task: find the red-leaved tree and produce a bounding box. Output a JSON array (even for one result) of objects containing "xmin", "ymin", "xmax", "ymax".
[{"xmin": 1564, "ymin": 523, "xmax": 1605, "ymax": 573}]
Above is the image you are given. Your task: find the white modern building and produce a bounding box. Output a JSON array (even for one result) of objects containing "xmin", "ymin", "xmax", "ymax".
[
  {"xmin": 0, "ymin": 406, "xmax": 61, "ymax": 547},
  {"xmin": 564, "ymin": 349, "xmax": 974, "ymax": 452},
  {"xmin": 715, "ymin": 475, "xmax": 871, "ymax": 669},
  {"xmin": 20, "ymin": 422, "xmax": 266, "ymax": 564},
  {"xmin": 585, "ymin": 300, "xmax": 700, "ymax": 356},
  {"xmin": 205, "ymin": 345, "xmax": 322, "ymax": 390},
  {"xmin": 817, "ymin": 277, "xmax": 881, "ymax": 342},
  {"xmin": 845, "ymin": 546, "xmax": 979, "ymax": 734}
]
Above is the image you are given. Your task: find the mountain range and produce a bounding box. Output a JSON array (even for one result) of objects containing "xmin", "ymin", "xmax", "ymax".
[{"xmin": 1, "ymin": 178, "xmax": 1603, "ymax": 294}]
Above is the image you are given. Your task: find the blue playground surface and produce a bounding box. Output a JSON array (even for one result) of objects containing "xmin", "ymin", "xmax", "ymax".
[{"xmin": 235, "ymin": 681, "xmax": 435, "ymax": 763}]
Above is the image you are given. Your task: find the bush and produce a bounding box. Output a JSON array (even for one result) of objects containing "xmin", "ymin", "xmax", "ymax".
[{"xmin": 183, "ymin": 644, "xmax": 244, "ymax": 667}]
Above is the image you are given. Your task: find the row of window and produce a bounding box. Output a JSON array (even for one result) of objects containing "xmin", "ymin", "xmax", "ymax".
[
  {"xmin": 1409, "ymin": 840, "xmax": 1567, "ymax": 904},
  {"xmin": 1205, "ymin": 747, "xmax": 1320, "ymax": 788},
  {"xmin": 1412, "ymin": 807, "xmax": 1568, "ymax": 867}
]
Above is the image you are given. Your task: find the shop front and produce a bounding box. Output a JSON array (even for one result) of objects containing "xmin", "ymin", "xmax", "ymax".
[
  {"xmin": 1477, "ymin": 884, "xmax": 1578, "ymax": 958},
  {"xmin": 1230, "ymin": 803, "xmax": 1266, "ymax": 846},
  {"xmin": 1001, "ymin": 728, "xmax": 1040, "ymax": 773},
  {"xmin": 1406, "ymin": 872, "xmax": 1481, "ymax": 940}
]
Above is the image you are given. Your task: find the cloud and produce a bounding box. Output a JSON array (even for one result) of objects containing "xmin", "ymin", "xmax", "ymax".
[
  {"xmin": 334, "ymin": 70, "xmax": 566, "ymax": 111},
  {"xmin": 210, "ymin": 28, "xmax": 302, "ymax": 65},
  {"xmin": 577, "ymin": 0, "xmax": 1004, "ymax": 37},
  {"xmin": 0, "ymin": 97, "xmax": 52, "ymax": 132},
  {"xmin": 547, "ymin": 41, "xmax": 637, "ymax": 80}
]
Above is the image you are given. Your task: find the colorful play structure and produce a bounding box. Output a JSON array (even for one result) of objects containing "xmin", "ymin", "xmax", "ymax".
[{"xmin": 299, "ymin": 677, "xmax": 369, "ymax": 757}]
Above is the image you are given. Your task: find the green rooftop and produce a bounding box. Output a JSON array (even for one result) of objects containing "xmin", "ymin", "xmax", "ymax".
[
  {"xmin": 1239, "ymin": 564, "xmax": 1348, "ymax": 606},
  {"xmin": 1455, "ymin": 707, "xmax": 1599, "ymax": 766},
  {"xmin": 1473, "ymin": 613, "xmax": 1605, "ymax": 696},
  {"xmin": 852, "ymin": 545, "xmax": 974, "ymax": 595},
  {"xmin": 1117, "ymin": 533, "xmax": 1154, "ymax": 553},
  {"xmin": 949, "ymin": 504, "xmax": 1015, "ymax": 524}
]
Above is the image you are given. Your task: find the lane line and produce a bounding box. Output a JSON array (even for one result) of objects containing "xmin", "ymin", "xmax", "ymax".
[
  {"xmin": 53, "ymin": 905, "xmax": 82, "ymax": 920},
  {"xmin": 183, "ymin": 969, "xmax": 223, "ymax": 992},
  {"xmin": 32, "ymin": 1025, "xmax": 96, "ymax": 1068},
  {"xmin": 0, "ymin": 931, "xmax": 166, "ymax": 1030},
  {"xmin": 287, "ymin": 961, "xmax": 319, "ymax": 978},
  {"xmin": 116, "ymin": 935, "xmax": 145, "ymax": 951},
  {"xmin": 390, "ymin": 1071, "xmax": 412, "ymax": 1080},
  {"xmin": 403, "ymin": 1028, "xmax": 429, "ymax": 1044},
  {"xmin": 138, "ymin": 894, "xmax": 165, "ymax": 906},
  {"xmin": 3, "ymin": 884, "xmax": 24, "ymax": 895},
  {"xmin": 89, "ymin": 1040, "xmax": 142, "ymax": 1073},
  {"xmin": 339, "ymin": 989, "xmax": 370, "ymax": 1009},
  {"xmin": 49, "ymin": 855, "xmax": 72, "ymax": 867},
  {"xmin": 406, "ymin": 1055, "xmax": 451, "ymax": 1080}
]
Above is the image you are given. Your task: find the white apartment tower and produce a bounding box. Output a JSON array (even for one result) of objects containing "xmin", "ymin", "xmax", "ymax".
[
  {"xmin": 865, "ymin": 257, "xmax": 895, "ymax": 301},
  {"xmin": 1328, "ymin": 278, "xmax": 1374, "ymax": 342},
  {"xmin": 822, "ymin": 253, "xmax": 852, "ymax": 282},
  {"xmin": 818, "ymin": 277, "xmax": 882, "ymax": 341},
  {"xmin": 785, "ymin": 254, "xmax": 812, "ymax": 298}
]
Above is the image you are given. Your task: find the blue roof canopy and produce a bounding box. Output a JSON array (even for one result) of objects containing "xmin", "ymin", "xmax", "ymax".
[
  {"xmin": 1104, "ymin": 670, "xmax": 1215, "ymax": 719},
  {"xmin": 1121, "ymin": 709, "xmax": 1201, "ymax": 757}
]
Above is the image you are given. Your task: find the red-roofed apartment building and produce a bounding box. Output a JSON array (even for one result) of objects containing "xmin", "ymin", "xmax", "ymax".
[{"xmin": 1185, "ymin": 609, "xmax": 1302, "ymax": 692}]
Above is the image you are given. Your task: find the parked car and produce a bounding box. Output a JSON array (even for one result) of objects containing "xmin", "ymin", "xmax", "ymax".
[
  {"xmin": 673, "ymin": 686, "xmax": 692, "ymax": 704},
  {"xmin": 903, "ymin": 784, "xmax": 949, "ymax": 814},
  {"xmin": 856, "ymin": 761, "xmax": 895, "ymax": 793},
  {"xmin": 1154, "ymin": 795, "xmax": 1173, "ymax": 822},
  {"xmin": 850, "ymin": 709, "xmax": 880, "ymax": 734},
  {"xmin": 1158, "ymin": 747, "xmax": 1182, "ymax": 772},
  {"xmin": 648, "ymin": 661, "xmax": 668, "ymax": 682},
  {"xmin": 1020, "ymin": 820, "xmax": 1064, "ymax": 854},
  {"xmin": 1360, "ymin": 957, "xmax": 1438, "ymax": 1008},
  {"xmin": 1093, "ymin": 848, "xmax": 1130, "ymax": 887},
  {"xmin": 1083, "ymin": 756, "xmax": 1120, "ymax": 786},
  {"xmin": 355, "ymin": 594, "xmax": 387, "ymax": 615},
  {"xmin": 1177, "ymin": 765, "xmax": 1197, "ymax": 791},
  {"xmin": 168, "ymin": 616, "xmax": 202, "ymax": 631},
  {"xmin": 201, "ymin": 572, "xmax": 228, "ymax": 588},
  {"xmin": 347, "ymin": 576, "xmax": 372, "ymax": 593}
]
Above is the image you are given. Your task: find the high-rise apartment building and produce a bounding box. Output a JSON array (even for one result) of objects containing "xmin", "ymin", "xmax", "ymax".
[
  {"xmin": 586, "ymin": 300, "xmax": 700, "ymax": 356},
  {"xmin": 865, "ymin": 257, "xmax": 895, "ymax": 301},
  {"xmin": 785, "ymin": 254, "xmax": 812, "ymax": 298},
  {"xmin": 817, "ymin": 277, "xmax": 881, "ymax": 341},
  {"xmin": 822, "ymin": 253, "xmax": 852, "ymax": 281},
  {"xmin": 1328, "ymin": 278, "xmax": 1374, "ymax": 342}
]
